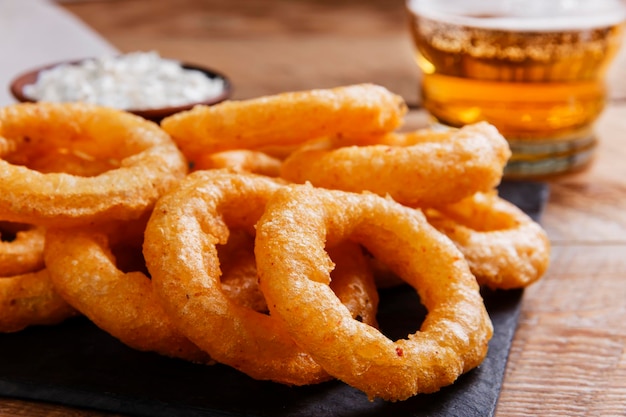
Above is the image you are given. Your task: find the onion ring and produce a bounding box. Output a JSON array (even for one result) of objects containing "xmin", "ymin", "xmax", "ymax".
[
  {"xmin": 0, "ymin": 102, "xmax": 188, "ymax": 227},
  {"xmin": 144, "ymin": 169, "xmax": 378, "ymax": 385},
  {"xmin": 0, "ymin": 222, "xmax": 45, "ymax": 277},
  {"xmin": 43, "ymin": 223, "xmax": 211, "ymax": 363},
  {"xmin": 218, "ymin": 230, "xmax": 269, "ymax": 312},
  {"xmin": 193, "ymin": 150, "xmax": 282, "ymax": 177},
  {"xmin": 280, "ymin": 122, "xmax": 511, "ymax": 207},
  {"xmin": 424, "ymin": 191, "xmax": 551, "ymax": 289},
  {"xmin": 0, "ymin": 269, "xmax": 78, "ymax": 333},
  {"xmin": 255, "ymin": 184, "xmax": 493, "ymax": 401},
  {"xmin": 219, "ymin": 230, "xmax": 379, "ymax": 325},
  {"xmin": 325, "ymin": 241, "xmax": 379, "ymax": 328},
  {"xmin": 160, "ymin": 84, "xmax": 407, "ymax": 158}
]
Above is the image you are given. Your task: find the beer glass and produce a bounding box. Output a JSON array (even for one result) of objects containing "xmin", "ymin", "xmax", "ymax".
[{"xmin": 407, "ymin": 0, "xmax": 626, "ymax": 178}]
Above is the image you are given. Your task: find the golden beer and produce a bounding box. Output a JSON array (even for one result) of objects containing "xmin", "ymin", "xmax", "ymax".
[{"xmin": 407, "ymin": 0, "xmax": 626, "ymax": 177}]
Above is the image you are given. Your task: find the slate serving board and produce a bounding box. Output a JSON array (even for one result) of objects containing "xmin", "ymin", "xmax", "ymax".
[{"xmin": 0, "ymin": 181, "xmax": 549, "ymax": 417}]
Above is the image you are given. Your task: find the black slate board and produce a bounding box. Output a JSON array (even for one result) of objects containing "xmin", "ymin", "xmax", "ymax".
[{"xmin": 0, "ymin": 181, "xmax": 549, "ymax": 417}]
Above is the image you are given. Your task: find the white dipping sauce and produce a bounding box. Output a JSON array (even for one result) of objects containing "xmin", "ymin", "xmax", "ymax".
[{"xmin": 23, "ymin": 51, "xmax": 226, "ymax": 110}]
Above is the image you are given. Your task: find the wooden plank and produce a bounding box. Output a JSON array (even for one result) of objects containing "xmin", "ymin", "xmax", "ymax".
[
  {"xmin": 59, "ymin": 0, "xmax": 421, "ymax": 105},
  {"xmin": 497, "ymin": 245, "xmax": 626, "ymax": 416},
  {"xmin": 542, "ymin": 105, "xmax": 626, "ymax": 244}
]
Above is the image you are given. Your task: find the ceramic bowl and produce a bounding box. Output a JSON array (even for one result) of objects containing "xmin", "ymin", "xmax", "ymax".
[{"xmin": 9, "ymin": 58, "xmax": 232, "ymax": 121}]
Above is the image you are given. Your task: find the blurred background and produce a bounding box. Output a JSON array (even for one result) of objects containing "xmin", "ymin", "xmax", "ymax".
[{"xmin": 56, "ymin": 0, "xmax": 422, "ymax": 105}]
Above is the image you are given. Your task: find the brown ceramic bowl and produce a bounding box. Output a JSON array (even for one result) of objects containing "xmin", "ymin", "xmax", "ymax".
[{"xmin": 9, "ymin": 58, "xmax": 233, "ymax": 121}]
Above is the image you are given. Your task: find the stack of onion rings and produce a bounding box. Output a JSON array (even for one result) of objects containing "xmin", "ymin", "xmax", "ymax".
[
  {"xmin": 143, "ymin": 169, "xmax": 379, "ymax": 385},
  {"xmin": 144, "ymin": 170, "xmax": 370, "ymax": 385},
  {"xmin": 0, "ymin": 101, "xmax": 187, "ymax": 332},
  {"xmin": 0, "ymin": 85, "xmax": 551, "ymax": 403}
]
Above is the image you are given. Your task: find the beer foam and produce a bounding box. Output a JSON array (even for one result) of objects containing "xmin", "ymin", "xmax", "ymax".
[{"xmin": 407, "ymin": 0, "xmax": 626, "ymax": 31}]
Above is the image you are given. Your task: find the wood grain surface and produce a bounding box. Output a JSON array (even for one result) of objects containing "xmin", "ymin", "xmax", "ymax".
[
  {"xmin": 2, "ymin": 0, "xmax": 626, "ymax": 416},
  {"xmin": 57, "ymin": 0, "xmax": 422, "ymax": 106}
]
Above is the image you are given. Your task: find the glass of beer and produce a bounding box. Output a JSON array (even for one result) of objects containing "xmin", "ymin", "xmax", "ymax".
[{"xmin": 407, "ymin": 0, "xmax": 626, "ymax": 178}]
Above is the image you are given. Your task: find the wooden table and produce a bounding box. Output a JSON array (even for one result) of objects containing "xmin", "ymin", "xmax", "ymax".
[{"xmin": 2, "ymin": 1, "xmax": 626, "ymax": 415}]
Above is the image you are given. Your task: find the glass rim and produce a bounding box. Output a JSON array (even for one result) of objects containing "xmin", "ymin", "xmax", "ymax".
[{"xmin": 406, "ymin": 0, "xmax": 626, "ymax": 31}]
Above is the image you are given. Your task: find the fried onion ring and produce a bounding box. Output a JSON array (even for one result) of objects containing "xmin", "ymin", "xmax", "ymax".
[
  {"xmin": 326, "ymin": 241, "xmax": 379, "ymax": 328},
  {"xmin": 425, "ymin": 191, "xmax": 551, "ymax": 289},
  {"xmin": 160, "ymin": 84, "xmax": 407, "ymax": 158},
  {"xmin": 219, "ymin": 229, "xmax": 379, "ymax": 325},
  {"xmin": 0, "ymin": 269, "xmax": 78, "ymax": 333},
  {"xmin": 43, "ymin": 223, "xmax": 211, "ymax": 363},
  {"xmin": 218, "ymin": 230, "xmax": 269, "ymax": 312},
  {"xmin": 0, "ymin": 102, "xmax": 187, "ymax": 227},
  {"xmin": 0, "ymin": 222, "xmax": 45, "ymax": 277},
  {"xmin": 255, "ymin": 184, "xmax": 493, "ymax": 401},
  {"xmin": 144, "ymin": 169, "xmax": 378, "ymax": 385},
  {"xmin": 193, "ymin": 150, "xmax": 282, "ymax": 177},
  {"xmin": 280, "ymin": 122, "xmax": 511, "ymax": 207}
]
